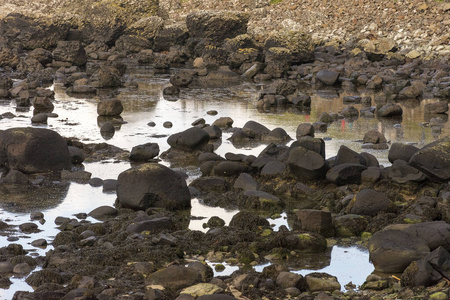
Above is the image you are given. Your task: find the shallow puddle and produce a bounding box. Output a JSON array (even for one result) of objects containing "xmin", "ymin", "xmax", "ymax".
[{"xmin": 0, "ymin": 64, "xmax": 449, "ymax": 296}]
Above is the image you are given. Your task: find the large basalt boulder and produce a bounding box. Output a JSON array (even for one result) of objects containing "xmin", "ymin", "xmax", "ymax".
[
  {"xmin": 167, "ymin": 127, "xmax": 210, "ymax": 152},
  {"xmin": 368, "ymin": 229, "xmax": 430, "ymax": 273},
  {"xmin": 388, "ymin": 142, "xmax": 419, "ymax": 163},
  {"xmin": 129, "ymin": 143, "xmax": 159, "ymax": 161},
  {"xmin": 52, "ymin": 41, "xmax": 87, "ymax": 67},
  {"xmin": 409, "ymin": 136, "xmax": 450, "ymax": 182},
  {"xmin": 326, "ymin": 163, "xmax": 367, "ymax": 185},
  {"xmin": 186, "ymin": 11, "xmax": 249, "ymax": 43},
  {"xmin": 287, "ymin": 146, "xmax": 329, "ymax": 180},
  {"xmin": 0, "ymin": 127, "xmax": 71, "ymax": 174},
  {"xmin": 400, "ymin": 221, "xmax": 450, "ymax": 251},
  {"xmin": 349, "ymin": 189, "xmax": 391, "ymax": 217},
  {"xmin": 388, "ymin": 160, "xmax": 427, "ymax": 183},
  {"xmin": 117, "ymin": 163, "xmax": 191, "ymax": 210},
  {"xmin": 0, "ymin": 13, "xmax": 70, "ymax": 50}
]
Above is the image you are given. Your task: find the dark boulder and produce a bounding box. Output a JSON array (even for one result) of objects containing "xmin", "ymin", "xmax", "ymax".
[
  {"xmin": 368, "ymin": 229, "xmax": 430, "ymax": 273},
  {"xmin": 52, "ymin": 41, "xmax": 87, "ymax": 67},
  {"xmin": 287, "ymin": 146, "xmax": 328, "ymax": 180},
  {"xmin": 363, "ymin": 130, "xmax": 387, "ymax": 144},
  {"xmin": 388, "ymin": 143, "xmax": 419, "ymax": 163},
  {"xmin": 186, "ymin": 11, "xmax": 249, "ymax": 43},
  {"xmin": 377, "ymin": 103, "xmax": 403, "ymax": 117},
  {"xmin": 335, "ymin": 145, "xmax": 365, "ymax": 166},
  {"xmin": 129, "ymin": 143, "xmax": 160, "ymax": 161},
  {"xmin": 388, "ymin": 160, "xmax": 427, "ymax": 183},
  {"xmin": 295, "ymin": 210, "xmax": 334, "ymax": 237},
  {"xmin": 401, "ymin": 259, "xmax": 442, "ymax": 288},
  {"xmin": 242, "ymin": 120, "xmax": 270, "ymax": 139},
  {"xmin": 167, "ymin": 127, "xmax": 210, "ymax": 152},
  {"xmin": 316, "ymin": 70, "xmax": 340, "ymax": 86},
  {"xmin": 229, "ymin": 211, "xmax": 270, "ymax": 231},
  {"xmin": 0, "ymin": 127, "xmax": 71, "ymax": 174},
  {"xmin": 0, "ymin": 13, "xmax": 70, "ymax": 49},
  {"xmin": 117, "ymin": 163, "xmax": 191, "ymax": 211},
  {"xmin": 349, "ymin": 189, "xmax": 391, "ymax": 217},
  {"xmin": 296, "ymin": 123, "xmax": 314, "ymax": 139},
  {"xmin": 326, "ymin": 163, "xmax": 367, "ymax": 185},
  {"xmin": 292, "ymin": 136, "xmax": 325, "ymax": 159},
  {"xmin": 213, "ymin": 161, "xmax": 251, "ymax": 177},
  {"xmin": 145, "ymin": 265, "xmax": 202, "ymax": 290},
  {"xmin": 401, "ymin": 221, "xmax": 450, "ymax": 251},
  {"xmin": 409, "ymin": 136, "xmax": 450, "ymax": 182}
]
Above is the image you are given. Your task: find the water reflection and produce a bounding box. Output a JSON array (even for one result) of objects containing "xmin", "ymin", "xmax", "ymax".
[{"xmin": 295, "ymin": 245, "xmax": 374, "ymax": 290}]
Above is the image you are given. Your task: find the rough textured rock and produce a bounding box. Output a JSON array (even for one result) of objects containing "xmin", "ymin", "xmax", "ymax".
[
  {"xmin": 349, "ymin": 189, "xmax": 391, "ymax": 217},
  {"xmin": 409, "ymin": 137, "xmax": 450, "ymax": 182},
  {"xmin": 0, "ymin": 127, "xmax": 71, "ymax": 174},
  {"xmin": 117, "ymin": 163, "xmax": 191, "ymax": 210},
  {"xmin": 326, "ymin": 163, "xmax": 367, "ymax": 185},
  {"xmin": 369, "ymin": 229, "xmax": 430, "ymax": 273},
  {"xmin": 145, "ymin": 265, "xmax": 202, "ymax": 290},
  {"xmin": 186, "ymin": 11, "xmax": 249, "ymax": 43},
  {"xmin": 52, "ymin": 41, "xmax": 87, "ymax": 66},
  {"xmin": 295, "ymin": 210, "xmax": 334, "ymax": 237},
  {"xmin": 388, "ymin": 143, "xmax": 419, "ymax": 163},
  {"xmin": 129, "ymin": 143, "xmax": 160, "ymax": 161},
  {"xmin": 167, "ymin": 127, "xmax": 210, "ymax": 152},
  {"xmin": 287, "ymin": 146, "xmax": 328, "ymax": 180}
]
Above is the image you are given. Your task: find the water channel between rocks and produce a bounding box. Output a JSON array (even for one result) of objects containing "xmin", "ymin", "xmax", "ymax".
[{"xmin": 0, "ymin": 64, "xmax": 448, "ymax": 298}]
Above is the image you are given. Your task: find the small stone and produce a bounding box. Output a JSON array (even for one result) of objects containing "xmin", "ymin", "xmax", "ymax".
[
  {"xmin": 13, "ymin": 263, "xmax": 31, "ymax": 274},
  {"xmin": 163, "ymin": 121, "xmax": 173, "ymax": 128}
]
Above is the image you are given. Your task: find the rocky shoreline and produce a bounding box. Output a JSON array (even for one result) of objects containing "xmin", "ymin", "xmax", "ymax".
[{"xmin": 0, "ymin": 2, "xmax": 450, "ymax": 300}]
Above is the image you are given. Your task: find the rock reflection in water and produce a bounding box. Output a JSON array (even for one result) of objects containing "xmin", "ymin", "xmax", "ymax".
[
  {"xmin": 295, "ymin": 245, "xmax": 374, "ymax": 290},
  {"xmin": 0, "ymin": 183, "xmax": 70, "ymax": 213}
]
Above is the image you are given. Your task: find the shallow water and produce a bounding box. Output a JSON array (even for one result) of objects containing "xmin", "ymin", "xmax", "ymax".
[{"xmin": 0, "ymin": 64, "xmax": 449, "ymax": 298}]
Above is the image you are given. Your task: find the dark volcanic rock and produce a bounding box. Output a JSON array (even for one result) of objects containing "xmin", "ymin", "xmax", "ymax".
[
  {"xmin": 0, "ymin": 13, "xmax": 70, "ymax": 50},
  {"xmin": 349, "ymin": 189, "xmax": 391, "ymax": 217},
  {"xmin": 295, "ymin": 209, "xmax": 334, "ymax": 237},
  {"xmin": 388, "ymin": 143, "xmax": 419, "ymax": 163},
  {"xmin": 186, "ymin": 11, "xmax": 249, "ymax": 43},
  {"xmin": 52, "ymin": 41, "xmax": 87, "ymax": 67},
  {"xmin": 369, "ymin": 229, "xmax": 430, "ymax": 273},
  {"xmin": 0, "ymin": 127, "xmax": 71, "ymax": 174},
  {"xmin": 167, "ymin": 127, "xmax": 210, "ymax": 152},
  {"xmin": 377, "ymin": 103, "xmax": 403, "ymax": 117},
  {"xmin": 316, "ymin": 69, "xmax": 340, "ymax": 85},
  {"xmin": 130, "ymin": 143, "xmax": 160, "ymax": 161},
  {"xmin": 409, "ymin": 136, "xmax": 450, "ymax": 182},
  {"xmin": 117, "ymin": 163, "xmax": 191, "ymax": 210},
  {"xmin": 287, "ymin": 146, "xmax": 328, "ymax": 180},
  {"xmin": 326, "ymin": 163, "xmax": 367, "ymax": 185}
]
